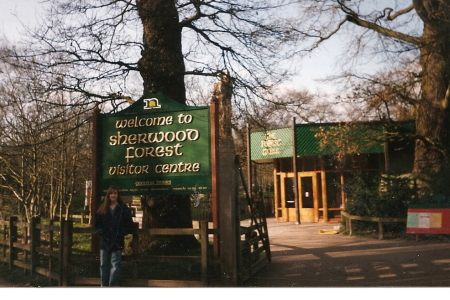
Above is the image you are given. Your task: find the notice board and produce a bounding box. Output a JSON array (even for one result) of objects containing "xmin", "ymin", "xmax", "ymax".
[{"xmin": 406, "ymin": 208, "xmax": 450, "ymax": 234}]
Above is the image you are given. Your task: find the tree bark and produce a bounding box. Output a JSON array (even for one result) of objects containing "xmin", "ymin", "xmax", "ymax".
[
  {"xmin": 136, "ymin": 0, "xmax": 197, "ymax": 254},
  {"xmin": 139, "ymin": 194, "xmax": 199, "ymax": 254},
  {"xmin": 136, "ymin": 0, "xmax": 186, "ymax": 102},
  {"xmin": 412, "ymin": 0, "xmax": 450, "ymax": 194}
]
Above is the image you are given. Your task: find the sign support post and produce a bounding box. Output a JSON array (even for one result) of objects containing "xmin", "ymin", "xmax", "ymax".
[
  {"xmin": 246, "ymin": 124, "xmax": 253, "ymax": 200},
  {"xmin": 210, "ymin": 94, "xmax": 220, "ymax": 256},
  {"xmin": 292, "ymin": 117, "xmax": 300, "ymax": 225}
]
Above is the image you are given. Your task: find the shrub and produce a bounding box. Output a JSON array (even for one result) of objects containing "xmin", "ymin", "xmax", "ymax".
[{"xmin": 345, "ymin": 172, "xmax": 415, "ymax": 218}]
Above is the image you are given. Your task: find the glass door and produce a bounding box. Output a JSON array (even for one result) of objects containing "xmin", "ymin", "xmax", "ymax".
[{"xmin": 299, "ymin": 173, "xmax": 318, "ymax": 222}]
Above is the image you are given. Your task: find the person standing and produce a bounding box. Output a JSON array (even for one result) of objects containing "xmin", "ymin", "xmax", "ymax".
[{"xmin": 95, "ymin": 186, "xmax": 134, "ymax": 287}]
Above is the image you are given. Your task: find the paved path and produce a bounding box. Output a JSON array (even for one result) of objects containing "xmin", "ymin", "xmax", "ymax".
[{"xmin": 244, "ymin": 218, "xmax": 450, "ymax": 287}]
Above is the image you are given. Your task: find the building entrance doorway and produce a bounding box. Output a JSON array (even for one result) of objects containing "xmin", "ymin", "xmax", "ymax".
[
  {"xmin": 299, "ymin": 173, "xmax": 319, "ymax": 222},
  {"xmin": 278, "ymin": 173, "xmax": 296, "ymax": 222},
  {"xmin": 277, "ymin": 172, "xmax": 320, "ymax": 222}
]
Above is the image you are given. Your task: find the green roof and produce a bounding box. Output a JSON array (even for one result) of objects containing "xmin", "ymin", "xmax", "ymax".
[
  {"xmin": 295, "ymin": 123, "xmax": 385, "ymax": 156},
  {"xmin": 250, "ymin": 121, "xmax": 414, "ymax": 161}
]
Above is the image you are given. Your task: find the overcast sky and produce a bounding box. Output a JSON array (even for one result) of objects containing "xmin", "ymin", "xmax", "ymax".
[
  {"xmin": 1, "ymin": 0, "xmax": 42, "ymax": 42},
  {"xmin": 0, "ymin": 0, "xmax": 339, "ymax": 95}
]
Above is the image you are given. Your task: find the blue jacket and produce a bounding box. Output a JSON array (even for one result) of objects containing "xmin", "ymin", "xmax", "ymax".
[{"xmin": 95, "ymin": 203, "xmax": 134, "ymax": 251}]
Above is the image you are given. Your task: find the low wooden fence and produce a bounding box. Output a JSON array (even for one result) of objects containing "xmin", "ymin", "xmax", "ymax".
[
  {"xmin": 0, "ymin": 216, "xmax": 217, "ymax": 287},
  {"xmin": 341, "ymin": 211, "xmax": 407, "ymax": 240},
  {"xmin": 0, "ymin": 217, "xmax": 64, "ymax": 284},
  {"xmin": 55, "ymin": 209, "xmax": 211, "ymax": 226}
]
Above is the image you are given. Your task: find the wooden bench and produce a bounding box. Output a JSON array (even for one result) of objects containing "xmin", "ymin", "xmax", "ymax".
[{"xmin": 341, "ymin": 212, "xmax": 406, "ymax": 240}]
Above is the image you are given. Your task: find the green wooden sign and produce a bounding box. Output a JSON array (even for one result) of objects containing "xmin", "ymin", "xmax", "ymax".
[
  {"xmin": 250, "ymin": 128, "xmax": 293, "ymax": 161},
  {"xmin": 98, "ymin": 92, "xmax": 211, "ymax": 196}
]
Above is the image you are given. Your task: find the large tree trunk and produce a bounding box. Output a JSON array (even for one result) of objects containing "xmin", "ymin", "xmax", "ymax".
[
  {"xmin": 413, "ymin": 1, "xmax": 450, "ymax": 195},
  {"xmin": 136, "ymin": 0, "xmax": 197, "ymax": 254},
  {"xmin": 136, "ymin": 0, "xmax": 186, "ymax": 102},
  {"xmin": 139, "ymin": 194, "xmax": 199, "ymax": 254}
]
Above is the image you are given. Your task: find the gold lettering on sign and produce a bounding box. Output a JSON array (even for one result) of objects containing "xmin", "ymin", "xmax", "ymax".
[
  {"xmin": 135, "ymin": 180, "xmax": 172, "ymax": 186},
  {"xmin": 125, "ymin": 144, "xmax": 183, "ymax": 163},
  {"xmin": 115, "ymin": 116, "xmax": 173, "ymax": 128},
  {"xmin": 109, "ymin": 129, "xmax": 199, "ymax": 146},
  {"xmin": 105, "ymin": 112, "xmax": 206, "ymax": 177},
  {"xmin": 155, "ymin": 162, "xmax": 201, "ymax": 174},
  {"xmin": 109, "ymin": 164, "xmax": 150, "ymax": 175},
  {"xmin": 261, "ymin": 132, "xmax": 282, "ymax": 156}
]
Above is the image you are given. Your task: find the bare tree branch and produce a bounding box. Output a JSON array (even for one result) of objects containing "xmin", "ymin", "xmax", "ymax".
[
  {"xmin": 385, "ymin": 4, "xmax": 415, "ymax": 21},
  {"xmin": 344, "ymin": 15, "xmax": 422, "ymax": 46}
]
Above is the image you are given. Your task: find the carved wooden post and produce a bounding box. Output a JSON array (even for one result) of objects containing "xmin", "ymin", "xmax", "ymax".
[{"xmin": 210, "ymin": 72, "xmax": 239, "ymax": 286}]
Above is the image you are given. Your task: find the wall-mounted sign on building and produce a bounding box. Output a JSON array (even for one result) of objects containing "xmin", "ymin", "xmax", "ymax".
[
  {"xmin": 97, "ymin": 92, "xmax": 211, "ymax": 196},
  {"xmin": 250, "ymin": 127, "xmax": 293, "ymax": 161}
]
